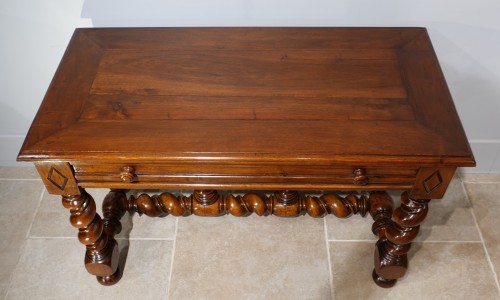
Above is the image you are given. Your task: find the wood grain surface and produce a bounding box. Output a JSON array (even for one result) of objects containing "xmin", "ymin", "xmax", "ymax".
[{"xmin": 18, "ymin": 27, "xmax": 474, "ymax": 166}]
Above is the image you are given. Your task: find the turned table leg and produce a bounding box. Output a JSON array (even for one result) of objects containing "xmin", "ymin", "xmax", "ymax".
[
  {"xmin": 62, "ymin": 188, "xmax": 127, "ymax": 285},
  {"xmin": 369, "ymin": 191, "xmax": 430, "ymax": 287}
]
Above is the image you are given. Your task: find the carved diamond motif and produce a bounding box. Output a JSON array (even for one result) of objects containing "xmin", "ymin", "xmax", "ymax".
[
  {"xmin": 47, "ymin": 167, "xmax": 68, "ymax": 191},
  {"xmin": 423, "ymin": 171, "xmax": 443, "ymax": 194}
]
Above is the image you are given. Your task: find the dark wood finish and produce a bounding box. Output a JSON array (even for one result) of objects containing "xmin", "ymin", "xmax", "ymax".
[
  {"xmin": 18, "ymin": 28, "xmax": 475, "ymax": 287},
  {"xmin": 19, "ymin": 28, "xmax": 474, "ymax": 169},
  {"xmin": 371, "ymin": 192, "xmax": 430, "ymax": 287},
  {"xmin": 129, "ymin": 189, "xmax": 369, "ymax": 218},
  {"xmin": 34, "ymin": 162, "xmax": 80, "ymax": 195},
  {"xmin": 61, "ymin": 189, "xmax": 121, "ymax": 284},
  {"xmin": 99, "ymin": 189, "xmax": 128, "ymax": 285}
]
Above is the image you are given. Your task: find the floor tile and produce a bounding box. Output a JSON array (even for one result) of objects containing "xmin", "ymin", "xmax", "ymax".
[
  {"xmin": 329, "ymin": 241, "xmax": 499, "ymax": 300},
  {"xmin": 465, "ymin": 182, "xmax": 500, "ymax": 288},
  {"xmin": 0, "ymin": 166, "xmax": 39, "ymax": 179},
  {"xmin": 325, "ymin": 177, "xmax": 480, "ymax": 242},
  {"xmin": 170, "ymin": 215, "xmax": 330, "ymax": 300},
  {"xmin": 460, "ymin": 173, "xmax": 500, "ymax": 183},
  {"xmin": 0, "ymin": 180, "xmax": 44, "ymax": 285},
  {"xmin": 30, "ymin": 188, "xmax": 176, "ymax": 240},
  {"xmin": 6, "ymin": 238, "xmax": 173, "ymax": 300},
  {"xmin": 324, "ymin": 192, "xmax": 376, "ymax": 241},
  {"xmin": 28, "ymin": 189, "xmax": 107, "ymax": 239},
  {"xmin": 324, "ymin": 210, "xmax": 375, "ymax": 241},
  {"xmin": 125, "ymin": 190, "xmax": 178, "ymax": 240},
  {"xmin": 0, "ymin": 284, "xmax": 7, "ymax": 300},
  {"xmin": 417, "ymin": 177, "xmax": 480, "ymax": 242},
  {"xmin": 3, "ymin": 167, "xmax": 500, "ymax": 299}
]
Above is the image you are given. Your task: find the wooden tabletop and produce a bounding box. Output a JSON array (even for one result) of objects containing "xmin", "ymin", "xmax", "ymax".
[{"xmin": 18, "ymin": 27, "xmax": 474, "ymax": 166}]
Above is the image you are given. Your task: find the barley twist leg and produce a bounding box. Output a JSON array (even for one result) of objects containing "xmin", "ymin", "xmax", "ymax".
[
  {"xmin": 62, "ymin": 189, "xmax": 121, "ymax": 285},
  {"xmin": 370, "ymin": 191, "xmax": 429, "ymax": 288}
]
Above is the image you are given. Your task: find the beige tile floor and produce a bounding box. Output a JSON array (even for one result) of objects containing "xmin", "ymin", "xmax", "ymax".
[{"xmin": 1, "ymin": 167, "xmax": 499, "ymax": 299}]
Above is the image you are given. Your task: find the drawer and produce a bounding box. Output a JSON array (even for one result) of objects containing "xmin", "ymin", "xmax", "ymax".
[{"xmin": 73, "ymin": 162, "xmax": 418, "ymax": 190}]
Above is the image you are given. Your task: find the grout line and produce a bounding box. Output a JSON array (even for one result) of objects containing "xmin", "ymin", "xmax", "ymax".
[
  {"xmin": 29, "ymin": 236, "xmax": 77, "ymax": 240},
  {"xmin": 5, "ymin": 185, "xmax": 46, "ymax": 298},
  {"xmin": 328, "ymin": 239, "xmax": 483, "ymax": 243},
  {"xmin": 457, "ymin": 173, "xmax": 500, "ymax": 184},
  {"xmin": 25, "ymin": 187, "xmax": 46, "ymax": 239},
  {"xmin": 0, "ymin": 178, "xmax": 41, "ymax": 181},
  {"xmin": 323, "ymin": 218, "xmax": 335, "ymax": 299},
  {"xmin": 416, "ymin": 240, "xmax": 483, "ymax": 244},
  {"xmin": 460, "ymin": 180, "xmax": 500, "ymax": 293},
  {"xmin": 327, "ymin": 239, "xmax": 376, "ymax": 243},
  {"xmin": 28, "ymin": 236, "xmax": 176, "ymax": 241},
  {"xmin": 462, "ymin": 181, "xmax": 500, "ymax": 184},
  {"xmin": 116, "ymin": 237, "xmax": 175, "ymax": 241},
  {"xmin": 166, "ymin": 217, "xmax": 179, "ymax": 300},
  {"xmin": 460, "ymin": 179, "xmax": 500, "ymax": 184},
  {"xmin": 4, "ymin": 240, "xmax": 29, "ymax": 300}
]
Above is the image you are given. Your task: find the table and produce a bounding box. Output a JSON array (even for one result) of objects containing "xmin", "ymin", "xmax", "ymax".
[{"xmin": 18, "ymin": 27, "xmax": 475, "ymax": 287}]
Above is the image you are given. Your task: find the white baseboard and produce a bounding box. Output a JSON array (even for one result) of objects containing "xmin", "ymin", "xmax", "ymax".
[{"xmin": 3, "ymin": 136, "xmax": 500, "ymax": 172}]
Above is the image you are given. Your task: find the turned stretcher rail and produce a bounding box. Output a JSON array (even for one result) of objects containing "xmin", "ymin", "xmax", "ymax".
[{"xmin": 126, "ymin": 190, "xmax": 369, "ymax": 218}]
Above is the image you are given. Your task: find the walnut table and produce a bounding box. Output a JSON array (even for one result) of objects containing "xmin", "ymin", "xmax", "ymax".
[{"xmin": 18, "ymin": 27, "xmax": 475, "ymax": 287}]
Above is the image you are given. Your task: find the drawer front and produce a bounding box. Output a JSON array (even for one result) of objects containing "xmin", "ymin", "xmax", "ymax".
[{"xmin": 73, "ymin": 162, "xmax": 418, "ymax": 190}]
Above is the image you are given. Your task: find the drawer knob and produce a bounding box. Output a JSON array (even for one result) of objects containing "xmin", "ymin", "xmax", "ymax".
[
  {"xmin": 120, "ymin": 166, "xmax": 136, "ymax": 182},
  {"xmin": 353, "ymin": 168, "xmax": 369, "ymax": 186}
]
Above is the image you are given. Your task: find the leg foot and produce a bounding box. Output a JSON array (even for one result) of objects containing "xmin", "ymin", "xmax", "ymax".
[
  {"xmin": 62, "ymin": 189, "xmax": 128, "ymax": 285},
  {"xmin": 97, "ymin": 266, "xmax": 123, "ymax": 286},
  {"xmin": 369, "ymin": 191, "xmax": 429, "ymax": 288},
  {"xmin": 84, "ymin": 237, "xmax": 120, "ymax": 278},
  {"xmin": 372, "ymin": 269, "xmax": 397, "ymax": 288}
]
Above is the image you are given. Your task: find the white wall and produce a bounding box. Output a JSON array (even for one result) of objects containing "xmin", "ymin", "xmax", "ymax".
[
  {"xmin": 0, "ymin": 0, "xmax": 92, "ymax": 166},
  {"xmin": 1, "ymin": 0, "xmax": 499, "ymax": 172}
]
